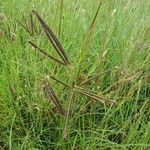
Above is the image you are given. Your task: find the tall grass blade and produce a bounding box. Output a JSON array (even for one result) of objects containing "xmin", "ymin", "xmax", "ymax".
[
  {"xmin": 58, "ymin": 0, "xmax": 64, "ymax": 36},
  {"xmin": 89, "ymin": 1, "xmax": 102, "ymax": 33},
  {"xmin": 79, "ymin": 1, "xmax": 102, "ymax": 66}
]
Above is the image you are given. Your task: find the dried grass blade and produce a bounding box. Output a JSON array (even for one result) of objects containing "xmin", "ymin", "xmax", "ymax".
[
  {"xmin": 32, "ymin": 10, "xmax": 68, "ymax": 64},
  {"xmin": 29, "ymin": 41, "xmax": 66, "ymax": 65},
  {"xmin": 43, "ymin": 79, "xmax": 65, "ymax": 115}
]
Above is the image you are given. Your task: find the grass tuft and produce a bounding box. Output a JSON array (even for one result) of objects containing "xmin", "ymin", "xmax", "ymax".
[{"xmin": 0, "ymin": 0, "xmax": 150, "ymax": 149}]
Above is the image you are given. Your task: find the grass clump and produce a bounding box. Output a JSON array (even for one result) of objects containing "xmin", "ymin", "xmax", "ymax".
[{"xmin": 0, "ymin": 0, "xmax": 150, "ymax": 149}]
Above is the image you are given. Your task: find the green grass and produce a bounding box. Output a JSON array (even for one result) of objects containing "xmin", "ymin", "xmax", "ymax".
[{"xmin": 0, "ymin": 0, "xmax": 150, "ymax": 149}]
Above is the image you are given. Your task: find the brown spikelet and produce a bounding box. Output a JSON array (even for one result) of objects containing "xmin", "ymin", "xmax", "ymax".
[
  {"xmin": 29, "ymin": 41, "xmax": 66, "ymax": 65},
  {"xmin": 74, "ymin": 86, "xmax": 116, "ymax": 105},
  {"xmin": 43, "ymin": 78, "xmax": 65, "ymax": 115},
  {"xmin": 49, "ymin": 75, "xmax": 70, "ymax": 88},
  {"xmin": 79, "ymin": 1, "xmax": 102, "ymax": 66},
  {"xmin": 48, "ymin": 75, "xmax": 116, "ymax": 105},
  {"xmin": 89, "ymin": 1, "xmax": 102, "ymax": 33},
  {"xmin": 29, "ymin": 13, "xmax": 34, "ymax": 36},
  {"xmin": 21, "ymin": 12, "xmax": 29, "ymax": 30},
  {"xmin": 32, "ymin": 10, "xmax": 68, "ymax": 64},
  {"xmin": 14, "ymin": 18, "xmax": 32, "ymax": 36}
]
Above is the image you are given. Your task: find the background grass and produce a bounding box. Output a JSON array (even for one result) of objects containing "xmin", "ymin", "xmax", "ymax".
[{"xmin": 0, "ymin": 0, "xmax": 150, "ymax": 149}]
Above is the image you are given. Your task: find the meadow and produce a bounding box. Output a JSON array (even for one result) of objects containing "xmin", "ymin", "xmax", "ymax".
[{"xmin": 0, "ymin": 0, "xmax": 150, "ymax": 149}]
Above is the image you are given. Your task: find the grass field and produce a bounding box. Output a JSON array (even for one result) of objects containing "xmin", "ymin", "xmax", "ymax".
[{"xmin": 0, "ymin": 0, "xmax": 150, "ymax": 149}]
